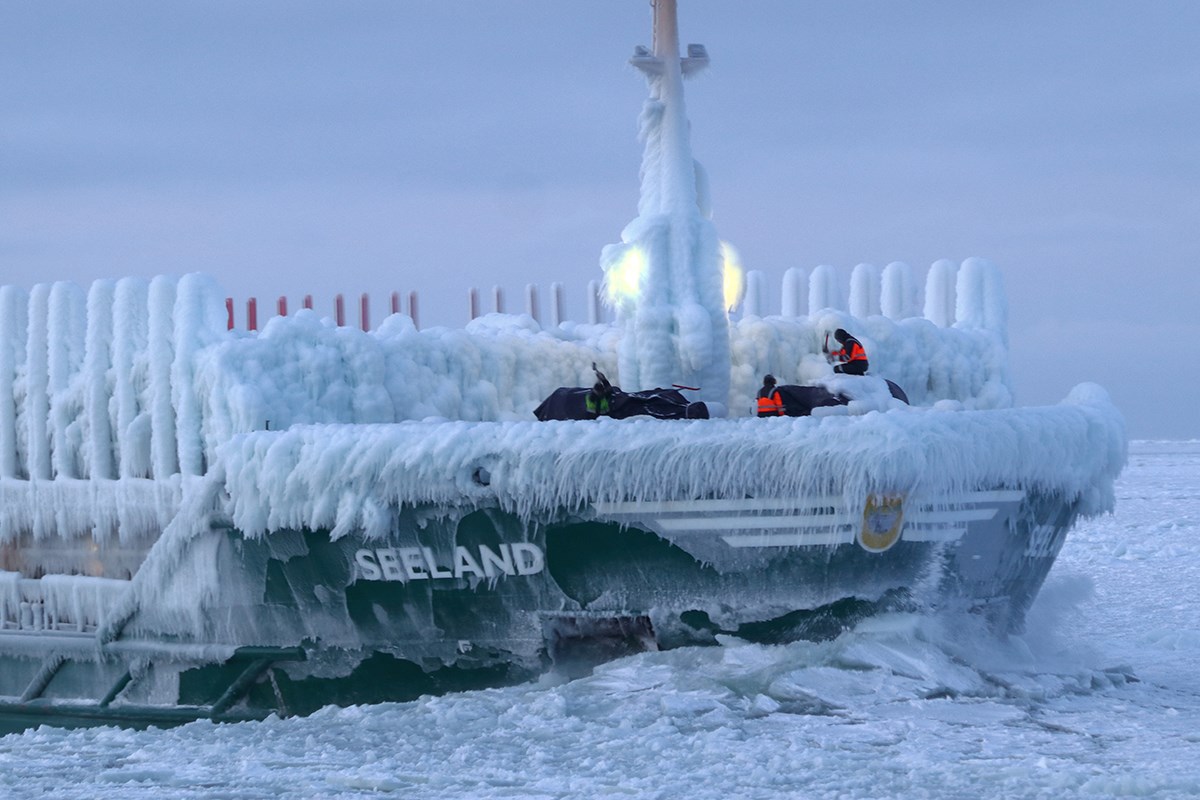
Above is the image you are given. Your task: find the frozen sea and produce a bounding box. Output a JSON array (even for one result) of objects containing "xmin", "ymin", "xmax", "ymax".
[{"xmin": 1, "ymin": 440, "xmax": 1197, "ymax": 800}]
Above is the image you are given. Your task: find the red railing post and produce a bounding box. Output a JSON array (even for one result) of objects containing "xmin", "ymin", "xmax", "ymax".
[
  {"xmin": 247, "ymin": 297, "xmax": 258, "ymax": 332},
  {"xmin": 303, "ymin": 294, "xmax": 313, "ymax": 310},
  {"xmin": 334, "ymin": 294, "xmax": 345, "ymax": 326},
  {"xmin": 226, "ymin": 297, "xmax": 234, "ymax": 330},
  {"xmin": 277, "ymin": 296, "xmax": 288, "ymax": 317},
  {"xmin": 391, "ymin": 291, "xmax": 401, "ymax": 316},
  {"xmin": 408, "ymin": 291, "xmax": 419, "ymax": 330},
  {"xmin": 359, "ymin": 293, "xmax": 370, "ymax": 332}
]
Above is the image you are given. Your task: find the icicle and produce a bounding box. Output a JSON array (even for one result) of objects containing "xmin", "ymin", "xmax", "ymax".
[
  {"xmin": 48, "ymin": 282, "xmax": 86, "ymax": 479},
  {"xmin": 173, "ymin": 274, "xmax": 228, "ymax": 476},
  {"xmin": 881, "ymin": 262, "xmax": 917, "ymax": 320},
  {"xmin": 961, "ymin": 257, "xmax": 1008, "ymax": 345},
  {"xmin": 743, "ymin": 270, "xmax": 766, "ymax": 318},
  {"xmin": 849, "ymin": 263, "xmax": 880, "ymax": 319},
  {"xmin": 84, "ymin": 280, "xmax": 117, "ymax": 480},
  {"xmin": 113, "ymin": 278, "xmax": 150, "ymax": 479},
  {"xmin": 781, "ymin": 268, "xmax": 806, "ymax": 318},
  {"xmin": 148, "ymin": 276, "xmax": 179, "ymax": 479},
  {"xmin": 923, "ymin": 259, "xmax": 957, "ymax": 327},
  {"xmin": 808, "ymin": 265, "xmax": 840, "ymax": 315},
  {"xmin": 24, "ymin": 285, "xmax": 52, "ymax": 482},
  {"xmin": 0, "ymin": 286, "xmax": 28, "ymax": 479},
  {"xmin": 954, "ymin": 258, "xmax": 987, "ymax": 331}
]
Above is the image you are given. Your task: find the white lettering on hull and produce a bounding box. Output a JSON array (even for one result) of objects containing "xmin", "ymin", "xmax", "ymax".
[{"xmin": 354, "ymin": 544, "xmax": 545, "ymax": 583}]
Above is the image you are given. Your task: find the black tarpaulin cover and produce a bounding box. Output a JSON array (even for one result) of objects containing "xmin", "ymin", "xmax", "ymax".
[
  {"xmin": 884, "ymin": 379, "xmax": 909, "ymax": 404},
  {"xmin": 534, "ymin": 387, "xmax": 709, "ymax": 421},
  {"xmin": 774, "ymin": 379, "xmax": 908, "ymax": 417},
  {"xmin": 776, "ymin": 385, "xmax": 848, "ymax": 416}
]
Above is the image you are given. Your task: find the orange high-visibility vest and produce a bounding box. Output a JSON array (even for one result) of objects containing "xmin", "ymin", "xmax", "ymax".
[
  {"xmin": 833, "ymin": 341, "xmax": 867, "ymax": 363},
  {"xmin": 757, "ymin": 389, "xmax": 784, "ymax": 416}
]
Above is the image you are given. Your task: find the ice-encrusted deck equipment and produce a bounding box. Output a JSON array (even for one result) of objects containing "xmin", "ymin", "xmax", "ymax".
[{"xmin": 0, "ymin": 0, "xmax": 1124, "ymax": 732}]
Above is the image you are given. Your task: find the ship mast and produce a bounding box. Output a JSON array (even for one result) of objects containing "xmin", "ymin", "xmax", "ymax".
[{"xmin": 604, "ymin": 0, "xmax": 729, "ymax": 407}]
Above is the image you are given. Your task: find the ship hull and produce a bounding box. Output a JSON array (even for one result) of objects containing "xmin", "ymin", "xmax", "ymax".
[{"xmin": 0, "ymin": 486, "xmax": 1077, "ymax": 732}]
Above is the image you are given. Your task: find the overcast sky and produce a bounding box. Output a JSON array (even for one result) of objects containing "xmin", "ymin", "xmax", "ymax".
[{"xmin": 2, "ymin": 1, "xmax": 1197, "ymax": 438}]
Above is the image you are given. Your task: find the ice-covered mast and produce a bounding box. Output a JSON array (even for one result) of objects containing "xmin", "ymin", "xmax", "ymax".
[{"xmin": 601, "ymin": 0, "xmax": 730, "ymax": 407}]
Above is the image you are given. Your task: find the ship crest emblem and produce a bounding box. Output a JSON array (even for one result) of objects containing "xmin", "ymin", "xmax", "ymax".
[{"xmin": 859, "ymin": 494, "xmax": 904, "ymax": 553}]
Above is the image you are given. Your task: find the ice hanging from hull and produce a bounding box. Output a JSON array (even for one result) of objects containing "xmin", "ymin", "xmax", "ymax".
[{"xmin": 601, "ymin": 0, "xmax": 730, "ymax": 406}]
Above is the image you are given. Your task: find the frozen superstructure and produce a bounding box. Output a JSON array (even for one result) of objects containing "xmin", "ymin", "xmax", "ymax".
[
  {"xmin": 0, "ymin": 260, "xmax": 1018, "ymax": 546},
  {"xmin": 0, "ymin": 0, "xmax": 1124, "ymax": 733},
  {"xmin": 601, "ymin": 0, "xmax": 729, "ymax": 406}
]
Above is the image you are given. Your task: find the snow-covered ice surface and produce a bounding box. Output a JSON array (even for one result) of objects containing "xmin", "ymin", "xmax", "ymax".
[{"xmin": 0, "ymin": 440, "xmax": 1195, "ymax": 799}]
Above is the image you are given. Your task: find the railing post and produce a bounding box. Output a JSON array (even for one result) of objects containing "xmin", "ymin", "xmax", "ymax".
[
  {"xmin": 849, "ymin": 263, "xmax": 880, "ymax": 319},
  {"xmin": 225, "ymin": 281, "xmax": 628, "ymax": 332},
  {"xmin": 781, "ymin": 268, "xmax": 806, "ymax": 318},
  {"xmin": 408, "ymin": 291, "xmax": 420, "ymax": 330},
  {"xmin": 924, "ymin": 259, "xmax": 957, "ymax": 327},
  {"xmin": 525, "ymin": 284, "xmax": 539, "ymax": 323},
  {"xmin": 809, "ymin": 265, "xmax": 840, "ymax": 316},
  {"xmin": 743, "ymin": 270, "xmax": 765, "ymax": 317},
  {"xmin": 587, "ymin": 280, "xmax": 602, "ymax": 324},
  {"xmin": 551, "ymin": 282, "xmax": 564, "ymax": 326}
]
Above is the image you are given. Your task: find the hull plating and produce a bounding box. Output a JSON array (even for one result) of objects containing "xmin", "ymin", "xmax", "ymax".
[{"xmin": 0, "ymin": 487, "xmax": 1077, "ymax": 732}]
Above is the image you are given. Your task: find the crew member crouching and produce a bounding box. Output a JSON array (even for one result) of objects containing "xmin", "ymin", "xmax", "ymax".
[{"xmin": 829, "ymin": 329, "xmax": 869, "ymax": 376}]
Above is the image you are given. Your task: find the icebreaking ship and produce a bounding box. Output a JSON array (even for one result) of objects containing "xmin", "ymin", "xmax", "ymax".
[{"xmin": 0, "ymin": 0, "xmax": 1123, "ymax": 732}]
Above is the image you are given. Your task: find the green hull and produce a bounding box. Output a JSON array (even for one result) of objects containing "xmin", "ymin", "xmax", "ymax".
[{"xmin": 0, "ymin": 488, "xmax": 1078, "ymax": 732}]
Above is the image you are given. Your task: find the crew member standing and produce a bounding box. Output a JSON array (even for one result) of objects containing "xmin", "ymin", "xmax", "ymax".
[
  {"xmin": 829, "ymin": 329, "xmax": 869, "ymax": 376},
  {"xmin": 756, "ymin": 374, "xmax": 784, "ymax": 417}
]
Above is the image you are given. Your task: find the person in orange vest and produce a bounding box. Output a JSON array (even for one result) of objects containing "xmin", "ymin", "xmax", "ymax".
[
  {"xmin": 756, "ymin": 374, "xmax": 785, "ymax": 417},
  {"xmin": 829, "ymin": 328, "xmax": 869, "ymax": 375}
]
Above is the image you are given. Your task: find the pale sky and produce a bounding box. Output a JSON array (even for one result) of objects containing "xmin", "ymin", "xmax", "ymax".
[{"xmin": 2, "ymin": 1, "xmax": 1197, "ymax": 438}]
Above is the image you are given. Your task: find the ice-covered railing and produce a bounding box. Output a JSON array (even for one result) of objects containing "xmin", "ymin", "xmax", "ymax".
[
  {"xmin": 0, "ymin": 571, "xmax": 127, "ymax": 633},
  {"xmin": 227, "ymin": 258, "xmax": 1005, "ymax": 335},
  {"xmin": 227, "ymin": 290, "xmax": 422, "ymax": 332},
  {"xmin": 0, "ymin": 274, "xmax": 222, "ymax": 543},
  {"xmin": 0, "ymin": 274, "xmax": 227, "ymax": 483},
  {"xmin": 201, "ymin": 257, "xmax": 1010, "ymax": 447},
  {"xmin": 0, "ymin": 258, "xmax": 1007, "ymax": 491}
]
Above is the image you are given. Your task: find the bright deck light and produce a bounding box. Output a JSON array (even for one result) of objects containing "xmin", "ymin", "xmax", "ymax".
[
  {"xmin": 605, "ymin": 245, "xmax": 646, "ymax": 306},
  {"xmin": 721, "ymin": 241, "xmax": 745, "ymax": 313}
]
